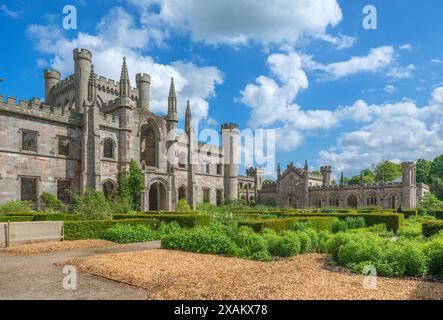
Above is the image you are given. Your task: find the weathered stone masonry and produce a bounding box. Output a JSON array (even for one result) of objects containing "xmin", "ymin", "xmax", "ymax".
[{"xmin": 0, "ymin": 48, "xmax": 429, "ymax": 210}]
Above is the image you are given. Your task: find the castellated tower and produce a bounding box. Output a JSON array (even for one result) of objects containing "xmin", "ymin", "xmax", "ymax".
[
  {"xmin": 136, "ymin": 73, "xmax": 151, "ymax": 109},
  {"xmin": 73, "ymin": 48, "xmax": 92, "ymax": 113},
  {"xmin": 402, "ymin": 162, "xmax": 417, "ymax": 209},
  {"xmin": 222, "ymin": 123, "xmax": 239, "ymax": 201},
  {"xmin": 320, "ymin": 166, "xmax": 332, "ymax": 186},
  {"xmin": 44, "ymin": 69, "xmax": 60, "ymax": 105}
]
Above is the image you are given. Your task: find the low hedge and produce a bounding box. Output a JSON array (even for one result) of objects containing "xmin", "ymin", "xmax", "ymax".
[
  {"xmin": 64, "ymin": 219, "xmax": 160, "ymax": 240},
  {"xmin": 422, "ymin": 220, "xmax": 443, "ymax": 238},
  {"xmin": 112, "ymin": 214, "xmax": 210, "ymax": 228},
  {"xmin": 402, "ymin": 210, "xmax": 418, "ymax": 219},
  {"xmin": 239, "ymin": 217, "xmax": 336, "ymax": 233},
  {"xmin": 240, "ymin": 213, "xmax": 403, "ymax": 233},
  {"xmin": 427, "ymin": 211, "xmax": 443, "ymax": 220},
  {"xmin": 0, "ymin": 216, "xmax": 34, "ymax": 222}
]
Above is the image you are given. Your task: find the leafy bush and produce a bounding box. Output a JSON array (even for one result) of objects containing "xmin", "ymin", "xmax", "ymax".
[
  {"xmin": 176, "ymin": 199, "xmax": 192, "ymax": 212},
  {"xmin": 113, "ymin": 214, "xmax": 210, "ymax": 228},
  {"xmin": 422, "ymin": 220, "xmax": 443, "ymax": 238},
  {"xmin": 64, "ymin": 219, "xmax": 159, "ymax": 240},
  {"xmin": 382, "ymin": 240, "xmax": 428, "ymax": 277},
  {"xmin": 0, "ymin": 201, "xmax": 33, "ymax": 214},
  {"xmin": 424, "ymin": 237, "xmax": 443, "ymax": 276},
  {"xmin": 331, "ymin": 219, "xmax": 347, "ymax": 233},
  {"xmin": 157, "ymin": 222, "xmax": 182, "ymax": 238},
  {"xmin": 337, "ymin": 236, "xmax": 383, "ymax": 268},
  {"xmin": 110, "ymin": 196, "xmax": 135, "ymax": 214},
  {"xmin": 262, "ymin": 229, "xmax": 301, "ymax": 257},
  {"xmin": 39, "ymin": 192, "xmax": 66, "ymax": 212},
  {"xmin": 292, "ymin": 221, "xmax": 313, "ymax": 231},
  {"xmin": 233, "ymin": 227, "xmax": 269, "ymax": 259},
  {"xmin": 162, "ymin": 224, "xmax": 239, "ymax": 256},
  {"xmin": 103, "ymin": 224, "xmax": 158, "ymax": 243},
  {"xmin": 71, "ymin": 190, "xmax": 112, "ymax": 220},
  {"xmin": 345, "ymin": 217, "xmax": 366, "ymax": 229}
]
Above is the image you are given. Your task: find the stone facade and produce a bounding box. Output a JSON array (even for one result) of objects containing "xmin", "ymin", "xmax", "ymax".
[
  {"xmin": 0, "ymin": 48, "xmax": 237, "ymax": 210},
  {"xmin": 250, "ymin": 162, "xmax": 429, "ymax": 210},
  {"xmin": 0, "ymin": 48, "xmax": 430, "ymax": 210}
]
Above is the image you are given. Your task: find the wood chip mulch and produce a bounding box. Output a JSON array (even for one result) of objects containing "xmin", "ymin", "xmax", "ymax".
[
  {"xmin": 0, "ymin": 240, "xmax": 115, "ymax": 255},
  {"xmin": 65, "ymin": 250, "xmax": 443, "ymax": 300}
]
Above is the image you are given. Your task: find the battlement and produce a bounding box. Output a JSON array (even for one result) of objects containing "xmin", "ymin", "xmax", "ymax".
[
  {"xmin": 99, "ymin": 111, "xmax": 120, "ymax": 128},
  {"xmin": 320, "ymin": 166, "xmax": 332, "ymax": 172},
  {"xmin": 44, "ymin": 69, "xmax": 61, "ymax": 80},
  {"xmin": 0, "ymin": 94, "xmax": 81, "ymax": 125},
  {"xmin": 136, "ymin": 73, "xmax": 151, "ymax": 83},
  {"xmin": 51, "ymin": 75, "xmax": 75, "ymax": 92},
  {"xmin": 73, "ymin": 48, "xmax": 92, "ymax": 61},
  {"xmin": 402, "ymin": 161, "xmax": 416, "ymax": 167},
  {"xmin": 221, "ymin": 123, "xmax": 239, "ymax": 130}
]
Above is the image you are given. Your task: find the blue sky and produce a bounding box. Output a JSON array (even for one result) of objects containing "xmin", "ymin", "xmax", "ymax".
[{"xmin": 1, "ymin": 0, "xmax": 443, "ymax": 179}]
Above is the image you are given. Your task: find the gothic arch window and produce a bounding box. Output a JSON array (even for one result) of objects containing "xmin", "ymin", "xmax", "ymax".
[
  {"xmin": 347, "ymin": 195, "xmax": 358, "ymax": 209},
  {"xmin": 311, "ymin": 197, "xmax": 322, "ymax": 208},
  {"xmin": 103, "ymin": 138, "xmax": 115, "ymax": 159},
  {"xmin": 366, "ymin": 193, "xmax": 378, "ymax": 206},
  {"xmin": 329, "ymin": 195, "xmax": 340, "ymax": 208},
  {"xmin": 179, "ymin": 152, "xmax": 187, "ymax": 169},
  {"xmin": 178, "ymin": 186, "xmax": 187, "ymax": 200},
  {"xmin": 140, "ymin": 122, "xmax": 158, "ymax": 168},
  {"xmin": 287, "ymin": 194, "xmax": 298, "ymax": 209},
  {"xmin": 388, "ymin": 193, "xmax": 399, "ymax": 209}
]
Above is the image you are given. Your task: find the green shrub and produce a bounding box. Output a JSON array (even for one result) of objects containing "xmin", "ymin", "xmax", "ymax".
[
  {"xmin": 0, "ymin": 201, "xmax": 33, "ymax": 214},
  {"xmin": 157, "ymin": 222, "xmax": 182, "ymax": 238},
  {"xmin": 176, "ymin": 199, "xmax": 192, "ymax": 212},
  {"xmin": 327, "ymin": 232, "xmax": 355, "ymax": 261},
  {"xmin": 32, "ymin": 213, "xmax": 66, "ymax": 221},
  {"xmin": 233, "ymin": 227, "xmax": 268, "ymax": 259},
  {"xmin": 39, "ymin": 192, "xmax": 66, "ymax": 212},
  {"xmin": 424, "ymin": 238, "xmax": 443, "ymax": 276},
  {"xmin": 422, "ymin": 220, "xmax": 443, "ymax": 238},
  {"xmin": 345, "ymin": 217, "xmax": 366, "ymax": 229},
  {"xmin": 64, "ymin": 219, "xmax": 159, "ymax": 240},
  {"xmin": 337, "ymin": 237, "xmax": 383, "ymax": 268},
  {"xmin": 292, "ymin": 221, "xmax": 313, "ymax": 231},
  {"xmin": 162, "ymin": 225, "xmax": 239, "ymax": 256},
  {"xmin": 103, "ymin": 224, "xmax": 158, "ymax": 243},
  {"xmin": 382, "ymin": 240, "xmax": 428, "ymax": 277},
  {"xmin": 110, "ymin": 196, "xmax": 135, "ymax": 214},
  {"xmin": 331, "ymin": 219, "xmax": 347, "ymax": 233},
  {"xmin": 318, "ymin": 230, "xmax": 332, "ymax": 253},
  {"xmin": 71, "ymin": 190, "xmax": 112, "ymax": 220},
  {"xmin": 262, "ymin": 230, "xmax": 301, "ymax": 257}
]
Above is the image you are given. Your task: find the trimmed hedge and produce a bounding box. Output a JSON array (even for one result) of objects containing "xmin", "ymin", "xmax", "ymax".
[
  {"xmin": 112, "ymin": 214, "xmax": 210, "ymax": 228},
  {"xmin": 239, "ymin": 217, "xmax": 336, "ymax": 233},
  {"xmin": 0, "ymin": 216, "xmax": 34, "ymax": 222},
  {"xmin": 402, "ymin": 210, "xmax": 418, "ymax": 219},
  {"xmin": 240, "ymin": 213, "xmax": 403, "ymax": 233},
  {"xmin": 428, "ymin": 211, "xmax": 443, "ymax": 220},
  {"xmin": 64, "ymin": 219, "xmax": 160, "ymax": 240},
  {"xmin": 422, "ymin": 220, "xmax": 443, "ymax": 238}
]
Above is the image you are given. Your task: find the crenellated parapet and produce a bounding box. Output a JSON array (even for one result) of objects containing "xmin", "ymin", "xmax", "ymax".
[
  {"xmin": 221, "ymin": 123, "xmax": 239, "ymax": 130},
  {"xmin": 0, "ymin": 95, "xmax": 81, "ymax": 125},
  {"xmin": 98, "ymin": 111, "xmax": 120, "ymax": 128}
]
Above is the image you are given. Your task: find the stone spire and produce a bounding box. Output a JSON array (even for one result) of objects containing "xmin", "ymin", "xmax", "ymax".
[
  {"xmin": 87, "ymin": 65, "xmax": 97, "ymax": 102},
  {"xmin": 119, "ymin": 57, "xmax": 130, "ymax": 97},
  {"xmin": 340, "ymin": 172, "xmax": 345, "ymax": 187},
  {"xmin": 360, "ymin": 170, "xmax": 364, "ymax": 186},
  {"xmin": 277, "ymin": 162, "xmax": 281, "ymax": 178},
  {"xmin": 185, "ymin": 100, "xmax": 192, "ymax": 133},
  {"xmin": 304, "ymin": 160, "xmax": 309, "ymax": 177},
  {"xmin": 167, "ymin": 77, "xmax": 178, "ymax": 122}
]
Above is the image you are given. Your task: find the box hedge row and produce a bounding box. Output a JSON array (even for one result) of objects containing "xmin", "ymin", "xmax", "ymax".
[
  {"xmin": 64, "ymin": 219, "xmax": 160, "ymax": 240},
  {"xmin": 239, "ymin": 217, "xmax": 336, "ymax": 232},
  {"xmin": 240, "ymin": 213, "xmax": 403, "ymax": 233},
  {"xmin": 112, "ymin": 214, "xmax": 210, "ymax": 228},
  {"xmin": 422, "ymin": 220, "xmax": 443, "ymax": 238}
]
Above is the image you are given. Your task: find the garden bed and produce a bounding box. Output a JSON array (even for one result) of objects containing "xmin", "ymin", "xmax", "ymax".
[{"xmin": 65, "ymin": 250, "xmax": 443, "ymax": 300}]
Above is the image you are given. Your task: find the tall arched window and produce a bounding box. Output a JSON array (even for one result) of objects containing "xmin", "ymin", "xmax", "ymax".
[
  {"xmin": 140, "ymin": 123, "xmax": 158, "ymax": 167},
  {"xmin": 329, "ymin": 195, "xmax": 339, "ymax": 208},
  {"xmin": 103, "ymin": 139, "xmax": 115, "ymax": 159},
  {"xmin": 347, "ymin": 195, "xmax": 358, "ymax": 209},
  {"xmin": 366, "ymin": 193, "xmax": 378, "ymax": 206}
]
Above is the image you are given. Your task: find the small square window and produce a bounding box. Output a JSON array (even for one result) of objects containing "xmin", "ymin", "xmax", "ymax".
[
  {"xmin": 22, "ymin": 130, "xmax": 37, "ymax": 152},
  {"xmin": 58, "ymin": 136, "xmax": 70, "ymax": 156}
]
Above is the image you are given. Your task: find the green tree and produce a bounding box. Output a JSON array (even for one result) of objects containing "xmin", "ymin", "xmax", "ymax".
[
  {"xmin": 374, "ymin": 161, "xmax": 402, "ymax": 183},
  {"xmin": 71, "ymin": 189, "xmax": 111, "ymax": 220},
  {"xmin": 418, "ymin": 192, "xmax": 443, "ymax": 212},
  {"xmin": 429, "ymin": 155, "xmax": 443, "ymax": 200},
  {"xmin": 116, "ymin": 160, "xmax": 144, "ymax": 211},
  {"xmin": 417, "ymin": 158, "xmax": 432, "ymax": 184},
  {"xmin": 128, "ymin": 160, "xmax": 144, "ymax": 211}
]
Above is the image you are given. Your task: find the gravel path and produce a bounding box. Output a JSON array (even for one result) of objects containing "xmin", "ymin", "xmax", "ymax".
[
  {"xmin": 0, "ymin": 241, "xmax": 161, "ymax": 300},
  {"xmin": 67, "ymin": 250, "xmax": 443, "ymax": 300}
]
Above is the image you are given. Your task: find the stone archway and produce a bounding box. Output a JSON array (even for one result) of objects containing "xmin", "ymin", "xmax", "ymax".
[
  {"xmin": 287, "ymin": 194, "xmax": 299, "ymax": 209},
  {"xmin": 149, "ymin": 182, "xmax": 167, "ymax": 211},
  {"xmin": 347, "ymin": 194, "xmax": 358, "ymax": 209},
  {"xmin": 178, "ymin": 186, "xmax": 187, "ymax": 200},
  {"xmin": 103, "ymin": 180, "xmax": 115, "ymax": 199}
]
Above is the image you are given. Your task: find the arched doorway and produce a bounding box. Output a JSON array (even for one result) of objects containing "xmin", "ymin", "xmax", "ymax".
[
  {"xmin": 140, "ymin": 122, "xmax": 158, "ymax": 168},
  {"xmin": 388, "ymin": 194, "xmax": 399, "ymax": 209},
  {"xmin": 149, "ymin": 182, "xmax": 167, "ymax": 211},
  {"xmin": 103, "ymin": 181, "xmax": 115, "ymax": 199},
  {"xmin": 178, "ymin": 186, "xmax": 187, "ymax": 200},
  {"xmin": 347, "ymin": 195, "xmax": 358, "ymax": 209},
  {"xmin": 287, "ymin": 194, "xmax": 298, "ymax": 209}
]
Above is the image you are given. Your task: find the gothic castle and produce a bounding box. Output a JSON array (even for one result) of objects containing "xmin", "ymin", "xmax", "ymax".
[{"xmin": 0, "ymin": 49, "xmax": 428, "ymax": 210}]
